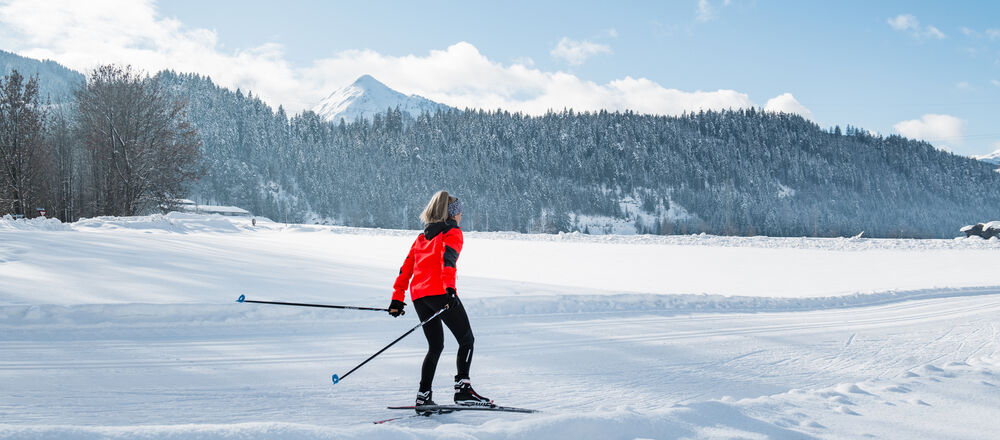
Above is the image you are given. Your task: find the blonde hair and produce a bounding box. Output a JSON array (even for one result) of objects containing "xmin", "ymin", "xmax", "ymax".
[{"xmin": 420, "ymin": 190, "xmax": 458, "ymax": 224}]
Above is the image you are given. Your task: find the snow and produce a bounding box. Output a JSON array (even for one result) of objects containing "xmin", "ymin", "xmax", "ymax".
[
  {"xmin": 960, "ymin": 221, "xmax": 1000, "ymax": 236},
  {"xmin": 972, "ymin": 149, "xmax": 1000, "ymax": 165},
  {"xmin": 312, "ymin": 74, "xmax": 452, "ymax": 123},
  {"xmin": 2, "ymin": 214, "xmax": 1000, "ymax": 439},
  {"xmin": 777, "ymin": 183, "xmax": 796, "ymax": 198},
  {"xmin": 572, "ymin": 192, "xmax": 696, "ymax": 235},
  {"xmin": 166, "ymin": 199, "xmax": 252, "ymax": 216},
  {"xmin": 183, "ymin": 204, "xmax": 251, "ymax": 216},
  {"xmin": 974, "ymin": 149, "xmax": 1000, "ymax": 173}
]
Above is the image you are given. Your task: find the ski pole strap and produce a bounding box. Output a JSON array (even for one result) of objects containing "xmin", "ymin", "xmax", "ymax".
[
  {"xmin": 332, "ymin": 304, "xmax": 450, "ymax": 384},
  {"xmin": 236, "ymin": 294, "xmax": 388, "ymax": 311}
]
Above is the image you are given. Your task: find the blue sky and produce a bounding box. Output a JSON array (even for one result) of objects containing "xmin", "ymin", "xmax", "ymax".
[{"xmin": 1, "ymin": 0, "xmax": 997, "ymax": 156}]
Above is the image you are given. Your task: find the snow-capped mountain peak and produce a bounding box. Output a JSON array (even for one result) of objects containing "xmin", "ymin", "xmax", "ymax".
[
  {"xmin": 312, "ymin": 75, "xmax": 451, "ymax": 123},
  {"xmin": 973, "ymin": 149, "xmax": 1000, "ymax": 166}
]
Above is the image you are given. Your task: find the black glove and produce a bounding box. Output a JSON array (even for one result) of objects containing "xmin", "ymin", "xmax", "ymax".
[
  {"xmin": 388, "ymin": 299, "xmax": 406, "ymax": 317},
  {"xmin": 445, "ymin": 288, "xmax": 459, "ymax": 307}
]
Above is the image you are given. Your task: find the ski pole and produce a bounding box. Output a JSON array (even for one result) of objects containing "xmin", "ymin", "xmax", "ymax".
[
  {"xmin": 331, "ymin": 304, "xmax": 450, "ymax": 384},
  {"xmin": 236, "ymin": 294, "xmax": 388, "ymax": 312}
]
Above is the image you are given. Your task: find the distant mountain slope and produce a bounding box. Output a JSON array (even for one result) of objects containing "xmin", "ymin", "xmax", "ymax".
[
  {"xmin": 160, "ymin": 68, "xmax": 1000, "ymax": 238},
  {"xmin": 312, "ymin": 74, "xmax": 452, "ymax": 122},
  {"xmin": 0, "ymin": 50, "xmax": 84, "ymax": 103},
  {"xmin": 973, "ymin": 150, "xmax": 1000, "ymax": 166}
]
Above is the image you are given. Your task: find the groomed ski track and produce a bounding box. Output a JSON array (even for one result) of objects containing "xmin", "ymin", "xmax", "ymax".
[{"xmin": 1, "ymin": 214, "xmax": 999, "ymax": 439}]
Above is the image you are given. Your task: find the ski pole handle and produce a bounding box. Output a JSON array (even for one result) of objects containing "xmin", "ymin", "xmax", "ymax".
[
  {"xmin": 332, "ymin": 304, "xmax": 450, "ymax": 384},
  {"xmin": 236, "ymin": 294, "xmax": 388, "ymax": 311}
]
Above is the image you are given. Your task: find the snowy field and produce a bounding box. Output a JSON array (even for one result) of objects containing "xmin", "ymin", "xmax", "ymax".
[{"xmin": 1, "ymin": 213, "xmax": 999, "ymax": 439}]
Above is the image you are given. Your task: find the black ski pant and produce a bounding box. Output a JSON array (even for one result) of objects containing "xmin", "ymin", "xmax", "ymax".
[{"xmin": 413, "ymin": 293, "xmax": 474, "ymax": 392}]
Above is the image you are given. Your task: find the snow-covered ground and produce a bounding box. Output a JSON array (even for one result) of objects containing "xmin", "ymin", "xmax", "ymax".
[{"xmin": 2, "ymin": 213, "xmax": 999, "ymax": 439}]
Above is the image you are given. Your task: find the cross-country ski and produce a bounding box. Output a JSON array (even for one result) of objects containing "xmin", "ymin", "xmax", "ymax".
[
  {"xmin": 388, "ymin": 404, "xmax": 539, "ymax": 414},
  {"xmin": 375, "ymin": 404, "xmax": 536, "ymax": 424}
]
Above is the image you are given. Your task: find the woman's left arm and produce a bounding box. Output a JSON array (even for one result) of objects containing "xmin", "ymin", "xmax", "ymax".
[{"xmin": 442, "ymin": 228, "xmax": 463, "ymax": 292}]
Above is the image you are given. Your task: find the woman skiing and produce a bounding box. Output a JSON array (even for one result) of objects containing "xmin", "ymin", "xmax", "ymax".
[{"xmin": 388, "ymin": 190, "xmax": 492, "ymax": 412}]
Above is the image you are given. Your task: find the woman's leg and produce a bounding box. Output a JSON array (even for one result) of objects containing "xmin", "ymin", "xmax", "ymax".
[
  {"xmin": 441, "ymin": 296, "xmax": 475, "ymax": 380},
  {"xmin": 414, "ymin": 297, "xmax": 446, "ymax": 392},
  {"xmin": 443, "ymin": 296, "xmax": 491, "ymax": 405}
]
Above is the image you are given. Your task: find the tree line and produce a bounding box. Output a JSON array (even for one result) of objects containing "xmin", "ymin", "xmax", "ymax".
[
  {"xmin": 0, "ymin": 66, "xmax": 202, "ymax": 219},
  {"xmin": 156, "ymin": 70, "xmax": 1000, "ymax": 238},
  {"xmin": 5, "ymin": 62, "xmax": 997, "ymax": 238}
]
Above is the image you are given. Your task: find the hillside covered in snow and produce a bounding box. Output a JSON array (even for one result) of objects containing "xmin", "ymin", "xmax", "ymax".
[{"xmin": 974, "ymin": 150, "xmax": 1000, "ymax": 173}]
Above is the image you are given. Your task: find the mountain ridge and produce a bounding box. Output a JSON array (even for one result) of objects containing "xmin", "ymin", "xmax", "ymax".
[
  {"xmin": 0, "ymin": 49, "xmax": 84, "ymax": 103},
  {"xmin": 311, "ymin": 74, "xmax": 452, "ymax": 122},
  {"xmin": 973, "ymin": 149, "xmax": 1000, "ymax": 166}
]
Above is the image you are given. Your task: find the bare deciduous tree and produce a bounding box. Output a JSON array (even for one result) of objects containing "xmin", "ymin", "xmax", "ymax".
[
  {"xmin": 0, "ymin": 70, "xmax": 47, "ymax": 217},
  {"xmin": 76, "ymin": 65, "xmax": 202, "ymax": 216},
  {"xmin": 47, "ymin": 108, "xmax": 80, "ymax": 221}
]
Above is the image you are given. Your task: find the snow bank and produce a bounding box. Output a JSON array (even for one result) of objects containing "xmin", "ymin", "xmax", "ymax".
[
  {"xmin": 465, "ymin": 286, "xmax": 1000, "ymax": 317},
  {"xmin": 73, "ymin": 213, "xmax": 251, "ymax": 233},
  {"xmin": 3, "ymin": 213, "xmax": 999, "ymax": 306},
  {"xmin": 0, "ymin": 407, "xmax": 803, "ymax": 440},
  {"xmin": 3, "ymin": 287, "xmax": 997, "ymax": 332},
  {"xmin": 716, "ymin": 356, "xmax": 1000, "ymax": 439},
  {"xmin": 0, "ymin": 212, "xmax": 265, "ymax": 234},
  {"xmin": 7, "ymin": 212, "xmax": 283, "ymax": 233},
  {"xmin": 0, "ymin": 214, "xmax": 69, "ymax": 231},
  {"xmin": 313, "ymin": 224, "xmax": 1000, "ymax": 252},
  {"xmin": 3, "ymin": 357, "xmax": 996, "ymax": 439},
  {"xmin": 6, "ymin": 213, "xmax": 1000, "ymax": 250},
  {"xmin": 464, "ymin": 230, "xmax": 1000, "ymax": 251}
]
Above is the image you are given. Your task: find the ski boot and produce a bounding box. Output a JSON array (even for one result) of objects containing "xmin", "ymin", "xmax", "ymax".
[
  {"xmin": 454, "ymin": 377, "xmax": 493, "ymax": 407},
  {"xmin": 415, "ymin": 390, "xmax": 436, "ymax": 415}
]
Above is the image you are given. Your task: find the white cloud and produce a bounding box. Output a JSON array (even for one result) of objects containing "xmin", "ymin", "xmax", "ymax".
[
  {"xmin": 961, "ymin": 27, "xmax": 1000, "ymax": 40},
  {"xmin": 888, "ymin": 14, "xmax": 919, "ymax": 31},
  {"xmin": 303, "ymin": 43, "xmax": 756, "ymax": 116},
  {"xmin": 696, "ymin": 0, "xmax": 714, "ymax": 22},
  {"xmin": 763, "ymin": 93, "xmax": 814, "ymax": 120},
  {"xmin": 992, "ymin": 79, "xmax": 1000, "ymax": 87},
  {"xmin": 550, "ymin": 37, "xmax": 611, "ymax": 66},
  {"xmin": 0, "ymin": 0, "xmax": 781, "ymax": 118},
  {"xmin": 893, "ymin": 114, "xmax": 966, "ymax": 146},
  {"xmin": 695, "ymin": 0, "xmax": 738, "ymax": 23},
  {"xmin": 925, "ymin": 26, "xmax": 945, "ymax": 39},
  {"xmin": 956, "ymin": 81, "xmax": 971, "ymax": 89},
  {"xmin": 0, "ymin": 0, "xmax": 301, "ymax": 109},
  {"xmin": 887, "ymin": 14, "xmax": 945, "ymax": 39},
  {"xmin": 511, "ymin": 56, "xmax": 535, "ymax": 67}
]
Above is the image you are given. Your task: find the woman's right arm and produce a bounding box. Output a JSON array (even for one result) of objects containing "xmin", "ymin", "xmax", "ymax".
[{"xmin": 391, "ymin": 241, "xmax": 416, "ymax": 303}]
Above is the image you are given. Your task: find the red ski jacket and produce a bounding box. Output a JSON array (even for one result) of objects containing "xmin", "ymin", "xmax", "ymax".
[{"xmin": 393, "ymin": 220, "xmax": 463, "ymax": 302}]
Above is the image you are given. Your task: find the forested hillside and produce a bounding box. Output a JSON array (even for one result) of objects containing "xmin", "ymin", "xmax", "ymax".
[
  {"xmin": 0, "ymin": 49, "xmax": 83, "ymax": 103},
  {"xmin": 159, "ymin": 71, "xmax": 1000, "ymax": 238}
]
